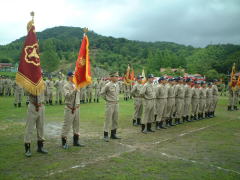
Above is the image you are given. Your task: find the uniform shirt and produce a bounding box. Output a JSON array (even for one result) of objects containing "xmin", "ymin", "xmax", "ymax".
[
  {"xmin": 63, "ymin": 81, "xmax": 80, "ymax": 106},
  {"xmin": 155, "ymin": 84, "xmax": 168, "ymax": 99},
  {"xmin": 212, "ymin": 85, "xmax": 219, "ymax": 96},
  {"xmin": 28, "ymin": 93, "xmax": 45, "ymax": 104},
  {"xmin": 206, "ymin": 87, "xmax": 213, "ymax": 98},
  {"xmin": 167, "ymin": 84, "xmax": 175, "ymax": 98},
  {"xmin": 100, "ymin": 81, "xmax": 119, "ymax": 102},
  {"xmin": 199, "ymin": 87, "xmax": 207, "ymax": 99},
  {"xmin": 184, "ymin": 84, "xmax": 193, "ymax": 98},
  {"xmin": 175, "ymin": 84, "xmax": 185, "ymax": 99},
  {"xmin": 192, "ymin": 87, "xmax": 200, "ymax": 99},
  {"xmin": 131, "ymin": 82, "xmax": 143, "ymax": 97},
  {"xmin": 140, "ymin": 81, "xmax": 155, "ymax": 100},
  {"xmin": 94, "ymin": 81, "xmax": 101, "ymax": 89}
]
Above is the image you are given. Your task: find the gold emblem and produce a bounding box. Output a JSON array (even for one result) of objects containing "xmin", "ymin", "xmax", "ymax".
[
  {"xmin": 24, "ymin": 43, "xmax": 40, "ymax": 66},
  {"xmin": 78, "ymin": 57, "xmax": 86, "ymax": 66}
]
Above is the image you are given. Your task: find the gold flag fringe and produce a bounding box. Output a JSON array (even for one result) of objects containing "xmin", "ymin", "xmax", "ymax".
[{"xmin": 16, "ymin": 72, "xmax": 45, "ymax": 95}]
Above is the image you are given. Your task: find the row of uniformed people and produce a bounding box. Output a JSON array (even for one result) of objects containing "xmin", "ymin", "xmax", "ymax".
[{"xmin": 131, "ymin": 74, "xmax": 219, "ymax": 133}]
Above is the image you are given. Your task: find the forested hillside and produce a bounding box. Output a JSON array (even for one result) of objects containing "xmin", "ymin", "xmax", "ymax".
[{"xmin": 0, "ymin": 26, "xmax": 239, "ymax": 78}]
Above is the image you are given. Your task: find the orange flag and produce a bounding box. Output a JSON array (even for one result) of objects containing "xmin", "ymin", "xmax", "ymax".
[
  {"xmin": 124, "ymin": 64, "xmax": 131, "ymax": 84},
  {"xmin": 15, "ymin": 14, "xmax": 44, "ymax": 95},
  {"xmin": 73, "ymin": 33, "xmax": 92, "ymax": 88},
  {"xmin": 230, "ymin": 63, "xmax": 236, "ymax": 88},
  {"xmin": 130, "ymin": 68, "xmax": 135, "ymax": 81}
]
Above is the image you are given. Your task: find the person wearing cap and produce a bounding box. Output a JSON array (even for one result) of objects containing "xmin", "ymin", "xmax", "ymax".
[
  {"xmin": 174, "ymin": 77, "xmax": 185, "ymax": 124},
  {"xmin": 61, "ymin": 71, "xmax": 84, "ymax": 149},
  {"xmin": 140, "ymin": 74, "xmax": 155, "ymax": 133},
  {"xmin": 131, "ymin": 75, "xmax": 143, "ymax": 126},
  {"xmin": 212, "ymin": 79, "xmax": 219, "ymax": 116},
  {"xmin": 93, "ymin": 78, "xmax": 102, "ymax": 103},
  {"xmin": 155, "ymin": 77, "xmax": 168, "ymax": 129},
  {"xmin": 165, "ymin": 78, "xmax": 176, "ymax": 126},
  {"xmin": 191, "ymin": 81, "xmax": 200, "ymax": 120},
  {"xmin": 206, "ymin": 82, "xmax": 214, "ymax": 117},
  {"xmin": 199, "ymin": 81, "xmax": 207, "ymax": 119},
  {"xmin": 24, "ymin": 90, "xmax": 48, "ymax": 157},
  {"xmin": 183, "ymin": 78, "xmax": 193, "ymax": 122},
  {"xmin": 100, "ymin": 72, "xmax": 121, "ymax": 142}
]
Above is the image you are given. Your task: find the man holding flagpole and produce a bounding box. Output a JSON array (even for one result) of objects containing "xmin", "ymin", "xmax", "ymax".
[
  {"xmin": 16, "ymin": 12, "xmax": 47, "ymax": 157},
  {"xmin": 61, "ymin": 27, "xmax": 92, "ymax": 148}
]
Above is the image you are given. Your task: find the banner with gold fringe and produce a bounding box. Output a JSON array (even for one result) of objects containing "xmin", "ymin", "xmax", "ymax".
[
  {"xmin": 16, "ymin": 12, "xmax": 44, "ymax": 95},
  {"xmin": 73, "ymin": 28, "xmax": 92, "ymax": 89}
]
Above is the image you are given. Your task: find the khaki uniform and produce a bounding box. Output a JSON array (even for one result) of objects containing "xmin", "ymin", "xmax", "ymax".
[
  {"xmin": 140, "ymin": 82, "xmax": 155, "ymax": 124},
  {"xmin": 199, "ymin": 87, "xmax": 207, "ymax": 115},
  {"xmin": 212, "ymin": 84, "xmax": 219, "ymax": 112},
  {"xmin": 24, "ymin": 93, "xmax": 45, "ymax": 143},
  {"xmin": 192, "ymin": 87, "xmax": 200, "ymax": 117},
  {"xmin": 131, "ymin": 82, "xmax": 143, "ymax": 121},
  {"xmin": 94, "ymin": 80, "xmax": 101, "ymax": 102},
  {"xmin": 13, "ymin": 82, "xmax": 24, "ymax": 105},
  {"xmin": 123, "ymin": 83, "xmax": 131, "ymax": 100},
  {"xmin": 155, "ymin": 83, "xmax": 168, "ymax": 122},
  {"xmin": 100, "ymin": 81, "xmax": 119, "ymax": 132},
  {"xmin": 54, "ymin": 79, "xmax": 64, "ymax": 104},
  {"xmin": 80, "ymin": 87, "xmax": 87, "ymax": 103},
  {"xmin": 166, "ymin": 84, "xmax": 176, "ymax": 119},
  {"xmin": 206, "ymin": 87, "xmax": 213, "ymax": 113},
  {"xmin": 61, "ymin": 81, "xmax": 80, "ymax": 137},
  {"xmin": 86, "ymin": 84, "xmax": 94, "ymax": 102},
  {"xmin": 175, "ymin": 84, "xmax": 185, "ymax": 119},
  {"xmin": 184, "ymin": 85, "xmax": 193, "ymax": 118}
]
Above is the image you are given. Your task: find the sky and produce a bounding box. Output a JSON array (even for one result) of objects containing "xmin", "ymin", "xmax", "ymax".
[{"xmin": 0, "ymin": 0, "xmax": 240, "ymax": 47}]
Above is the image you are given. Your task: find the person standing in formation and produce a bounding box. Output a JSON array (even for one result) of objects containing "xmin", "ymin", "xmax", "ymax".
[
  {"xmin": 140, "ymin": 74, "xmax": 155, "ymax": 133},
  {"xmin": 131, "ymin": 75, "xmax": 143, "ymax": 126},
  {"xmin": 100, "ymin": 72, "xmax": 121, "ymax": 142}
]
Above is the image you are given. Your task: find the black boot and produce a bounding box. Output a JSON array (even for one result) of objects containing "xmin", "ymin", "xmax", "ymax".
[
  {"xmin": 26, "ymin": 102, "xmax": 29, "ymax": 105},
  {"xmin": 159, "ymin": 121, "xmax": 167, "ymax": 129},
  {"xmin": 169, "ymin": 118, "xmax": 175, "ymax": 126},
  {"xmin": 198, "ymin": 113, "xmax": 202, "ymax": 120},
  {"xmin": 94, "ymin": 98, "xmax": 96, "ymax": 102},
  {"xmin": 178, "ymin": 118, "xmax": 182, "ymax": 124},
  {"xmin": 186, "ymin": 116, "xmax": 191, "ymax": 122},
  {"xmin": 137, "ymin": 118, "xmax": 141, "ymax": 125},
  {"xmin": 89, "ymin": 99, "xmax": 92, "ymax": 103},
  {"xmin": 18, "ymin": 103, "xmax": 21, "ymax": 107},
  {"xmin": 212, "ymin": 111, "xmax": 215, "ymax": 117},
  {"xmin": 24, "ymin": 143, "xmax": 31, "ymax": 157},
  {"xmin": 133, "ymin": 119, "xmax": 137, "ymax": 126},
  {"xmin": 141, "ymin": 124, "xmax": 147, "ymax": 133},
  {"xmin": 97, "ymin": 99, "xmax": 99, "ymax": 103},
  {"xmin": 104, "ymin": 131, "xmax": 109, "ymax": 142},
  {"xmin": 110, "ymin": 129, "xmax": 121, "ymax": 139},
  {"xmin": 37, "ymin": 140, "xmax": 48, "ymax": 154},
  {"xmin": 154, "ymin": 114, "xmax": 157, "ymax": 121},
  {"xmin": 60, "ymin": 100, "xmax": 62, "ymax": 104},
  {"xmin": 175, "ymin": 118, "xmax": 178, "ymax": 125},
  {"xmin": 147, "ymin": 123, "xmax": 155, "ymax": 132},
  {"xmin": 73, "ymin": 134, "xmax": 85, "ymax": 147},
  {"xmin": 193, "ymin": 115, "xmax": 197, "ymax": 120},
  {"xmin": 62, "ymin": 137, "xmax": 69, "ymax": 149},
  {"xmin": 182, "ymin": 116, "xmax": 186, "ymax": 123},
  {"xmin": 205, "ymin": 112, "xmax": 209, "ymax": 118},
  {"xmin": 234, "ymin": 106, "xmax": 238, "ymax": 110},
  {"xmin": 156, "ymin": 122, "xmax": 161, "ymax": 130},
  {"xmin": 14, "ymin": 103, "xmax": 17, "ymax": 107}
]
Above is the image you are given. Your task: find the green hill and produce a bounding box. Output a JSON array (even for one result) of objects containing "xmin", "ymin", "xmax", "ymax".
[{"xmin": 0, "ymin": 26, "xmax": 240, "ymax": 78}]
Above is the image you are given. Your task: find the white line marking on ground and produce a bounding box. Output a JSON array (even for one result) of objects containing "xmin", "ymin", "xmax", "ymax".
[
  {"xmin": 47, "ymin": 121, "xmax": 234, "ymax": 177},
  {"xmin": 160, "ymin": 152, "xmax": 240, "ymax": 175}
]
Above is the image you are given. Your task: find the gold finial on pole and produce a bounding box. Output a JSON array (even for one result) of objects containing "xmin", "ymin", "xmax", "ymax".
[
  {"xmin": 30, "ymin": 11, "xmax": 35, "ymax": 21},
  {"xmin": 83, "ymin": 27, "xmax": 88, "ymax": 33}
]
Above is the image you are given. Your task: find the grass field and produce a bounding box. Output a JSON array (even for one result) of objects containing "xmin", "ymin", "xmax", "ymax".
[{"xmin": 0, "ymin": 95, "xmax": 240, "ymax": 180}]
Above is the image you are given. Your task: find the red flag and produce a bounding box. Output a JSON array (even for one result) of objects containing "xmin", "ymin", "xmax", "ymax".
[
  {"xmin": 124, "ymin": 64, "xmax": 131, "ymax": 84},
  {"xmin": 130, "ymin": 68, "xmax": 135, "ymax": 81},
  {"xmin": 230, "ymin": 63, "xmax": 237, "ymax": 88},
  {"xmin": 15, "ymin": 18, "xmax": 44, "ymax": 95},
  {"xmin": 73, "ymin": 33, "xmax": 92, "ymax": 88}
]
